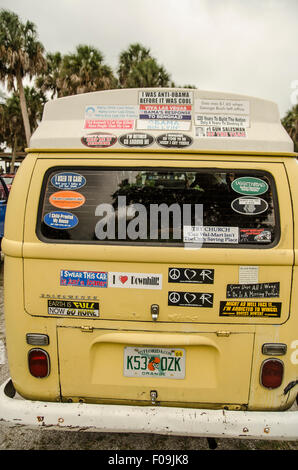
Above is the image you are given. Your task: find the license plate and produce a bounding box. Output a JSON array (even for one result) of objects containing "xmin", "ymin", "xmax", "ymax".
[{"xmin": 123, "ymin": 347, "xmax": 185, "ymax": 379}]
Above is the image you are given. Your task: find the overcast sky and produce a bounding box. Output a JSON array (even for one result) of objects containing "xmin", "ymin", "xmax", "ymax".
[{"xmin": 0, "ymin": 0, "xmax": 297, "ymax": 117}]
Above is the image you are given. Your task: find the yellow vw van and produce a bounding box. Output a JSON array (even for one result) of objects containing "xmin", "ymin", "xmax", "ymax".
[{"xmin": 1, "ymin": 88, "xmax": 298, "ymax": 441}]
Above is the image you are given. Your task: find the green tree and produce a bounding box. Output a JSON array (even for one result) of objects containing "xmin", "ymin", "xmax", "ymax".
[
  {"xmin": 39, "ymin": 45, "xmax": 118, "ymax": 98},
  {"xmin": 35, "ymin": 52, "xmax": 63, "ymax": 99},
  {"xmin": 0, "ymin": 87, "xmax": 46, "ymax": 171},
  {"xmin": 0, "ymin": 9, "xmax": 46, "ymax": 146},
  {"xmin": 117, "ymin": 43, "xmax": 172, "ymax": 88},
  {"xmin": 282, "ymin": 105, "xmax": 298, "ymax": 152}
]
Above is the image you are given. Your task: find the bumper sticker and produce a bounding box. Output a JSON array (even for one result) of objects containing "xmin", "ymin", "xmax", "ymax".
[
  {"xmin": 60, "ymin": 270, "xmax": 108, "ymax": 287},
  {"xmin": 168, "ymin": 291, "xmax": 213, "ymax": 307},
  {"xmin": 48, "ymin": 299, "xmax": 99, "ymax": 317},
  {"xmin": 219, "ymin": 300, "xmax": 281, "ymax": 317},
  {"xmin": 227, "ymin": 282, "xmax": 280, "ymax": 299},
  {"xmin": 168, "ymin": 267, "xmax": 214, "ymax": 284}
]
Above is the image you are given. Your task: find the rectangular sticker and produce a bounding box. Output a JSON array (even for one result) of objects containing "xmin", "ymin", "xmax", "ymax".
[
  {"xmin": 124, "ymin": 347, "xmax": 185, "ymax": 379},
  {"xmin": 239, "ymin": 266, "xmax": 259, "ymax": 284},
  {"xmin": 195, "ymin": 126, "xmax": 247, "ymax": 138},
  {"xmin": 48, "ymin": 299, "xmax": 99, "ymax": 317},
  {"xmin": 139, "ymin": 90, "xmax": 193, "ymax": 105},
  {"xmin": 168, "ymin": 291, "xmax": 213, "ymax": 308},
  {"xmin": 60, "ymin": 270, "xmax": 108, "ymax": 288},
  {"xmin": 227, "ymin": 282, "xmax": 280, "ymax": 299},
  {"xmin": 219, "ymin": 301, "xmax": 281, "ymax": 317},
  {"xmin": 195, "ymin": 99, "xmax": 250, "ymax": 115},
  {"xmin": 137, "ymin": 119, "xmax": 191, "ymax": 131},
  {"xmin": 139, "ymin": 104, "xmax": 192, "ymax": 121},
  {"xmin": 183, "ymin": 226, "xmax": 239, "ymax": 244},
  {"xmin": 168, "ymin": 267, "xmax": 214, "ymax": 284},
  {"xmin": 194, "ymin": 114, "xmax": 250, "ymax": 128},
  {"xmin": 109, "ymin": 272, "xmax": 162, "ymax": 289},
  {"xmin": 85, "ymin": 105, "xmax": 139, "ymax": 120},
  {"xmin": 84, "ymin": 119, "xmax": 134, "ymax": 130}
]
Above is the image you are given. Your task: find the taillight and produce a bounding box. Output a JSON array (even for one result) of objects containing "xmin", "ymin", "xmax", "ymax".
[
  {"xmin": 260, "ymin": 359, "xmax": 283, "ymax": 389},
  {"xmin": 28, "ymin": 348, "xmax": 50, "ymax": 378}
]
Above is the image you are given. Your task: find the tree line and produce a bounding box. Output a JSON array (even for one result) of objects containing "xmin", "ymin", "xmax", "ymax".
[{"xmin": 0, "ymin": 8, "xmax": 297, "ymax": 173}]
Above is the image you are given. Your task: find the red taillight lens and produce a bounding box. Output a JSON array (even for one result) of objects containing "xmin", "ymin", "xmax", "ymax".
[
  {"xmin": 28, "ymin": 349, "xmax": 50, "ymax": 378},
  {"xmin": 261, "ymin": 359, "xmax": 283, "ymax": 389}
]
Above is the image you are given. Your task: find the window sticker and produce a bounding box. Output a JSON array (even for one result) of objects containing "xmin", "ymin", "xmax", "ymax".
[
  {"xmin": 47, "ymin": 299, "xmax": 99, "ymax": 317},
  {"xmin": 226, "ymin": 282, "xmax": 280, "ymax": 299},
  {"xmin": 51, "ymin": 172, "xmax": 86, "ymax": 190},
  {"xmin": 231, "ymin": 197, "xmax": 268, "ymax": 215},
  {"xmin": 49, "ymin": 191, "xmax": 85, "ymax": 209},
  {"xmin": 168, "ymin": 291, "xmax": 213, "ymax": 307},
  {"xmin": 183, "ymin": 226, "xmax": 239, "ymax": 244},
  {"xmin": 109, "ymin": 272, "xmax": 162, "ymax": 289},
  {"xmin": 240, "ymin": 228, "xmax": 272, "ymax": 243},
  {"xmin": 60, "ymin": 270, "xmax": 108, "ymax": 288},
  {"xmin": 168, "ymin": 267, "xmax": 214, "ymax": 284},
  {"xmin": 231, "ymin": 177, "xmax": 268, "ymax": 196},
  {"xmin": 43, "ymin": 211, "xmax": 78, "ymax": 229},
  {"xmin": 81, "ymin": 132, "xmax": 117, "ymax": 148},
  {"xmin": 219, "ymin": 300, "xmax": 281, "ymax": 317}
]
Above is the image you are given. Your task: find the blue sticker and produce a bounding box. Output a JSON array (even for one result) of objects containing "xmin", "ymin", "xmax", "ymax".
[
  {"xmin": 51, "ymin": 172, "xmax": 86, "ymax": 190},
  {"xmin": 60, "ymin": 270, "xmax": 108, "ymax": 288},
  {"xmin": 44, "ymin": 211, "xmax": 78, "ymax": 229}
]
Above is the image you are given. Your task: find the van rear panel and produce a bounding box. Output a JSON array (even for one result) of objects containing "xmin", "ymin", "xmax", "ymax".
[{"xmin": 3, "ymin": 153, "xmax": 290, "ymax": 409}]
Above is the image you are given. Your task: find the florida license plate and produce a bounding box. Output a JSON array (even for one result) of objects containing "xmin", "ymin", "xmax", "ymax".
[{"xmin": 123, "ymin": 347, "xmax": 185, "ymax": 379}]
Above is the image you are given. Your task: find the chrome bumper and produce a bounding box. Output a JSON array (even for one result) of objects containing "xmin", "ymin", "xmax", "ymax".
[{"xmin": 1, "ymin": 379, "xmax": 298, "ymax": 440}]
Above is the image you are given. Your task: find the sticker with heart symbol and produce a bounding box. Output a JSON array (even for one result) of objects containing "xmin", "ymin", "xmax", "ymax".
[
  {"xmin": 168, "ymin": 291, "xmax": 213, "ymax": 307},
  {"xmin": 168, "ymin": 267, "xmax": 214, "ymax": 284}
]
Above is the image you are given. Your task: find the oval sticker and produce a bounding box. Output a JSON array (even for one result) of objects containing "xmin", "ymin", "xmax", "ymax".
[
  {"xmin": 231, "ymin": 196, "xmax": 269, "ymax": 215},
  {"xmin": 49, "ymin": 191, "xmax": 85, "ymax": 209},
  {"xmin": 81, "ymin": 132, "xmax": 117, "ymax": 148},
  {"xmin": 44, "ymin": 211, "xmax": 79, "ymax": 229},
  {"xmin": 51, "ymin": 172, "xmax": 86, "ymax": 190},
  {"xmin": 231, "ymin": 177, "xmax": 268, "ymax": 195},
  {"xmin": 157, "ymin": 133, "xmax": 193, "ymax": 148},
  {"xmin": 119, "ymin": 133, "xmax": 154, "ymax": 147}
]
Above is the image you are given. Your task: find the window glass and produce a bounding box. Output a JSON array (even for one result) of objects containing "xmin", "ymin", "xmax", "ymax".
[{"xmin": 38, "ymin": 168, "xmax": 278, "ymax": 247}]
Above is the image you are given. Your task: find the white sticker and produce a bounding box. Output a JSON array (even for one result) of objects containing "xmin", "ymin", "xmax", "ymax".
[
  {"xmin": 195, "ymin": 114, "xmax": 250, "ymax": 128},
  {"xmin": 195, "ymin": 126, "xmax": 246, "ymax": 138},
  {"xmin": 85, "ymin": 105, "xmax": 139, "ymax": 120},
  {"xmin": 109, "ymin": 272, "xmax": 162, "ymax": 289},
  {"xmin": 84, "ymin": 119, "xmax": 134, "ymax": 130},
  {"xmin": 195, "ymin": 99, "xmax": 250, "ymax": 115},
  {"xmin": 239, "ymin": 266, "xmax": 259, "ymax": 284},
  {"xmin": 137, "ymin": 119, "xmax": 190, "ymax": 131},
  {"xmin": 139, "ymin": 90, "xmax": 193, "ymax": 105},
  {"xmin": 183, "ymin": 226, "xmax": 239, "ymax": 244}
]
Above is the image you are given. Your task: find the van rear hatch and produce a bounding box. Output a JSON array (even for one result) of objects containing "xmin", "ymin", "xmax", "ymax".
[{"xmin": 23, "ymin": 157, "xmax": 293, "ymax": 405}]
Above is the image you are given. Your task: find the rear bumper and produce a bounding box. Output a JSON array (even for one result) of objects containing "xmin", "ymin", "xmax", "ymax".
[{"xmin": 1, "ymin": 378, "xmax": 298, "ymax": 440}]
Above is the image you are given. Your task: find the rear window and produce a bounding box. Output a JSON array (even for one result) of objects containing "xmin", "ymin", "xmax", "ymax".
[{"xmin": 37, "ymin": 167, "xmax": 279, "ymax": 247}]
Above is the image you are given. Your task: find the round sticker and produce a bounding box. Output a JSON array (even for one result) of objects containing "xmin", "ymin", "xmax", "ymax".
[
  {"xmin": 231, "ymin": 196, "xmax": 269, "ymax": 215},
  {"xmin": 51, "ymin": 172, "xmax": 86, "ymax": 190},
  {"xmin": 81, "ymin": 132, "xmax": 117, "ymax": 148},
  {"xmin": 44, "ymin": 211, "xmax": 79, "ymax": 229},
  {"xmin": 49, "ymin": 191, "xmax": 85, "ymax": 209},
  {"xmin": 119, "ymin": 133, "xmax": 154, "ymax": 147},
  {"xmin": 231, "ymin": 177, "xmax": 268, "ymax": 196},
  {"xmin": 157, "ymin": 133, "xmax": 193, "ymax": 148}
]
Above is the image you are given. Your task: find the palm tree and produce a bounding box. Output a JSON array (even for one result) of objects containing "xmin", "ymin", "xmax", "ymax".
[
  {"xmin": 0, "ymin": 86, "xmax": 46, "ymax": 171},
  {"xmin": 35, "ymin": 52, "xmax": 63, "ymax": 99},
  {"xmin": 117, "ymin": 43, "xmax": 172, "ymax": 88},
  {"xmin": 0, "ymin": 9, "xmax": 46, "ymax": 146},
  {"xmin": 282, "ymin": 105, "xmax": 298, "ymax": 152},
  {"xmin": 56, "ymin": 45, "xmax": 117, "ymax": 97}
]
